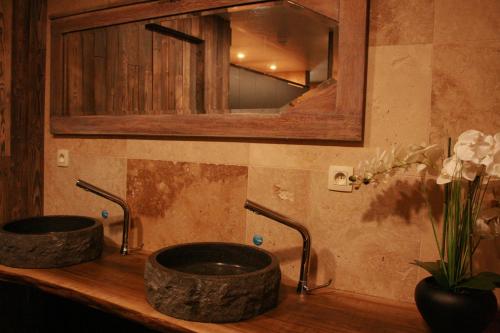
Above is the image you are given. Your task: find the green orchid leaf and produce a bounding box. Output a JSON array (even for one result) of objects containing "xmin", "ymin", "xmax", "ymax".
[
  {"xmin": 412, "ymin": 260, "xmax": 449, "ymax": 289},
  {"xmin": 458, "ymin": 272, "xmax": 500, "ymax": 291}
]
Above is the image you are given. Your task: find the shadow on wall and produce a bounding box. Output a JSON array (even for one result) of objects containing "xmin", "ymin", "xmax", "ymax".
[
  {"xmin": 100, "ymin": 215, "xmax": 145, "ymax": 251},
  {"xmin": 361, "ymin": 179, "xmax": 444, "ymax": 225},
  {"xmin": 476, "ymin": 182, "xmax": 500, "ymax": 268},
  {"xmin": 361, "ymin": 179, "xmax": 500, "ymax": 269},
  {"xmin": 311, "ymin": 248, "xmax": 336, "ymax": 285},
  {"xmin": 474, "ymin": 239, "xmax": 500, "ymax": 272},
  {"xmin": 271, "ymin": 246, "xmax": 336, "ymax": 287},
  {"xmin": 270, "ymin": 246, "xmax": 302, "ymax": 286}
]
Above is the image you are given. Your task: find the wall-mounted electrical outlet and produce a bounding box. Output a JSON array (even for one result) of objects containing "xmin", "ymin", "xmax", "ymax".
[
  {"xmin": 328, "ymin": 165, "xmax": 353, "ymax": 192},
  {"xmin": 56, "ymin": 149, "xmax": 70, "ymax": 167}
]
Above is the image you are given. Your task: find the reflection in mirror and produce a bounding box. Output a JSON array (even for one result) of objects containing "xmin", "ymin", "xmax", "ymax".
[
  {"xmin": 63, "ymin": 20, "xmax": 154, "ymax": 116},
  {"xmin": 227, "ymin": 1, "xmax": 337, "ymax": 114},
  {"xmin": 62, "ymin": 0, "xmax": 337, "ymax": 116}
]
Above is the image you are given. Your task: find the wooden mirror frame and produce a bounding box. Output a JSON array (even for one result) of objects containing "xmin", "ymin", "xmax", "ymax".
[{"xmin": 50, "ymin": 0, "xmax": 368, "ymax": 141}]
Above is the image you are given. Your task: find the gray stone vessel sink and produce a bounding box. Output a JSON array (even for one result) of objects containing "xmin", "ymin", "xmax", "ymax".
[
  {"xmin": 0, "ymin": 216, "xmax": 103, "ymax": 268},
  {"xmin": 144, "ymin": 242, "xmax": 281, "ymax": 323}
]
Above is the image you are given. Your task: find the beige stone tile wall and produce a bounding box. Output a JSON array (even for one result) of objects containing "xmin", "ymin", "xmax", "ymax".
[
  {"xmin": 127, "ymin": 160, "xmax": 248, "ymax": 249},
  {"xmin": 369, "ymin": 0, "xmax": 434, "ymax": 46},
  {"xmin": 44, "ymin": 0, "xmax": 500, "ymax": 303}
]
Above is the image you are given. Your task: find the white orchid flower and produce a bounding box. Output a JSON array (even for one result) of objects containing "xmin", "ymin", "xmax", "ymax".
[
  {"xmin": 462, "ymin": 161, "xmax": 480, "ymax": 181},
  {"xmin": 437, "ymin": 156, "xmax": 457, "ymax": 184},
  {"xmin": 353, "ymin": 143, "xmax": 443, "ymax": 186},
  {"xmin": 454, "ymin": 130, "xmax": 495, "ymax": 165},
  {"xmin": 436, "ymin": 155, "xmax": 479, "ymax": 184},
  {"xmin": 410, "ymin": 144, "xmax": 442, "ymax": 173},
  {"xmin": 486, "ymin": 149, "xmax": 500, "ymax": 177},
  {"xmin": 483, "ymin": 133, "xmax": 500, "ymax": 177}
]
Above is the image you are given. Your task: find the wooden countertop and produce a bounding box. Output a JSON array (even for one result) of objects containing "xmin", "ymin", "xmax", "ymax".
[{"xmin": 0, "ymin": 248, "xmax": 497, "ymax": 333}]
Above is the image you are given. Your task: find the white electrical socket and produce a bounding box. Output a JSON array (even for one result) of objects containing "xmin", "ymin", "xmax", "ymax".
[
  {"xmin": 328, "ymin": 165, "xmax": 353, "ymax": 192},
  {"xmin": 56, "ymin": 149, "xmax": 70, "ymax": 167}
]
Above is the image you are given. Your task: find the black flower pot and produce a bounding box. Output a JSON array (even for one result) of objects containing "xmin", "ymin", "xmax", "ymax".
[{"xmin": 415, "ymin": 277, "xmax": 498, "ymax": 333}]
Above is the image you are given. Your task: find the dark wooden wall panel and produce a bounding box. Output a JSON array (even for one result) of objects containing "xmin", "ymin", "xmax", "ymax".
[
  {"xmin": 0, "ymin": 0, "xmax": 11, "ymax": 158},
  {"xmin": 152, "ymin": 15, "xmax": 230, "ymax": 114},
  {"xmin": 63, "ymin": 14, "xmax": 230, "ymax": 116},
  {"xmin": 65, "ymin": 21, "xmax": 154, "ymax": 116},
  {"xmin": 9, "ymin": 0, "xmax": 46, "ymax": 220},
  {"xmin": 0, "ymin": 157, "xmax": 8, "ymax": 224},
  {"xmin": 0, "ymin": 0, "xmax": 12, "ymax": 225},
  {"xmin": 81, "ymin": 29, "xmax": 95, "ymax": 115},
  {"xmin": 154, "ymin": 17, "xmax": 200, "ymax": 114},
  {"xmin": 201, "ymin": 15, "xmax": 230, "ymax": 113},
  {"xmin": 64, "ymin": 32, "xmax": 83, "ymax": 115},
  {"xmin": 153, "ymin": 15, "xmax": 231, "ymax": 114},
  {"xmin": 93, "ymin": 28, "xmax": 106, "ymax": 114}
]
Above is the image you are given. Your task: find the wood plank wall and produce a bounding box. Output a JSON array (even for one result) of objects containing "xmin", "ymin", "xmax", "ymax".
[
  {"xmin": 200, "ymin": 16, "xmax": 230, "ymax": 114},
  {"xmin": 155, "ymin": 17, "xmax": 200, "ymax": 114},
  {"xmin": 0, "ymin": 0, "xmax": 11, "ymax": 224},
  {"xmin": 63, "ymin": 15, "xmax": 230, "ymax": 115},
  {"xmin": 0, "ymin": 0, "xmax": 11, "ymax": 157},
  {"xmin": 64, "ymin": 21, "xmax": 153, "ymax": 116},
  {"xmin": 8, "ymin": 0, "xmax": 46, "ymax": 220},
  {"xmin": 0, "ymin": 158, "xmax": 7, "ymax": 224}
]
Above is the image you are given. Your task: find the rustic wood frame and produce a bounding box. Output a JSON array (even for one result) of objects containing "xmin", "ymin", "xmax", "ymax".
[{"xmin": 50, "ymin": 0, "xmax": 368, "ymax": 141}]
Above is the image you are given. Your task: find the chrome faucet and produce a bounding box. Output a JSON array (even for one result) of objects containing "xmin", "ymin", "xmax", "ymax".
[
  {"xmin": 244, "ymin": 199, "xmax": 332, "ymax": 294},
  {"xmin": 76, "ymin": 179, "xmax": 130, "ymax": 255}
]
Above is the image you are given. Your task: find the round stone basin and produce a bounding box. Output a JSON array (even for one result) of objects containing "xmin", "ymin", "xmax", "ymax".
[
  {"xmin": 0, "ymin": 216, "xmax": 103, "ymax": 268},
  {"xmin": 144, "ymin": 242, "xmax": 281, "ymax": 323}
]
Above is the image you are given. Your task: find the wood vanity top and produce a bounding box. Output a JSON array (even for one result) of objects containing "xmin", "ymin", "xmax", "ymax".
[{"xmin": 0, "ymin": 248, "xmax": 497, "ymax": 333}]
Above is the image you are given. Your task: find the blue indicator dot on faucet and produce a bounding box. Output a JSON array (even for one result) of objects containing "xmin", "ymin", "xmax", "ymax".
[
  {"xmin": 101, "ymin": 210, "xmax": 109, "ymax": 219},
  {"xmin": 253, "ymin": 234, "xmax": 263, "ymax": 246}
]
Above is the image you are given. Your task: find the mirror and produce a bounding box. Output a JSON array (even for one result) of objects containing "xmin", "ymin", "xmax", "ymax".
[
  {"xmin": 51, "ymin": 0, "xmax": 367, "ymax": 141},
  {"xmin": 62, "ymin": 1, "xmax": 337, "ymax": 116}
]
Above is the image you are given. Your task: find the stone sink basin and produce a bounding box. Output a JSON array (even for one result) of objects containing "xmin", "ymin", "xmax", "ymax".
[
  {"xmin": 144, "ymin": 242, "xmax": 281, "ymax": 323},
  {"xmin": 0, "ymin": 216, "xmax": 103, "ymax": 268}
]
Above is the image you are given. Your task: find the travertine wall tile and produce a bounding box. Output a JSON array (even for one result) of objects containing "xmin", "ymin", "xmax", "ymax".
[
  {"xmin": 434, "ymin": 0, "xmax": 500, "ymax": 44},
  {"xmin": 127, "ymin": 160, "xmax": 248, "ymax": 251},
  {"xmin": 365, "ymin": 44, "xmax": 432, "ymax": 147},
  {"xmin": 369, "ymin": 0, "xmax": 434, "ymax": 46},
  {"xmin": 44, "ymin": 154, "xmax": 127, "ymax": 247},
  {"xmin": 246, "ymin": 167, "xmax": 311, "ymax": 221},
  {"xmin": 245, "ymin": 167, "xmax": 312, "ymax": 286},
  {"xmin": 246, "ymin": 167, "xmax": 428, "ymax": 302},
  {"xmin": 249, "ymin": 144, "xmax": 367, "ymax": 172},
  {"xmin": 126, "ymin": 139, "xmax": 249, "ymax": 166},
  {"xmin": 308, "ymin": 172, "xmax": 426, "ymax": 302},
  {"xmin": 46, "ymin": 138, "xmax": 127, "ymax": 160},
  {"xmin": 430, "ymin": 42, "xmax": 500, "ymax": 144}
]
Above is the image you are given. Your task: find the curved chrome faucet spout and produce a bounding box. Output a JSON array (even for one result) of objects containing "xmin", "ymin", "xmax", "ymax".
[
  {"xmin": 244, "ymin": 199, "xmax": 332, "ymax": 294},
  {"xmin": 76, "ymin": 179, "xmax": 130, "ymax": 255}
]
